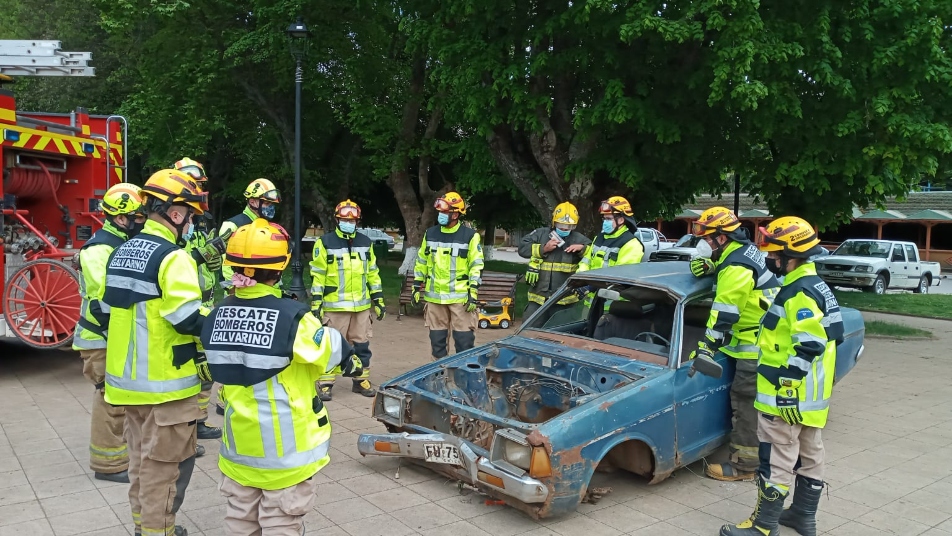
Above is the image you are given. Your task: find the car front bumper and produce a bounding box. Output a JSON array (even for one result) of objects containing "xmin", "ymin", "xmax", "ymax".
[
  {"xmin": 357, "ymin": 431, "xmax": 550, "ymax": 504},
  {"xmin": 818, "ymin": 272, "xmax": 877, "ymax": 286}
]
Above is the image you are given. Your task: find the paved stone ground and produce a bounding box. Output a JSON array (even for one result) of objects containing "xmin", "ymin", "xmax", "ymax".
[{"xmin": 1, "ymin": 312, "xmax": 950, "ymax": 536}]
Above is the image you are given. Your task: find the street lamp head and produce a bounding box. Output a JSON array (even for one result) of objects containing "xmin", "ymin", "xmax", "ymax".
[{"xmin": 286, "ymin": 16, "xmax": 312, "ymax": 59}]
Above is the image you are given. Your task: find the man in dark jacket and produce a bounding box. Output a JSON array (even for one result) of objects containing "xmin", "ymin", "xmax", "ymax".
[{"xmin": 518, "ymin": 202, "xmax": 590, "ymax": 324}]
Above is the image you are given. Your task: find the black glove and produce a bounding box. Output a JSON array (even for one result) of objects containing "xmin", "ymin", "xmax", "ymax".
[
  {"xmin": 573, "ymin": 285, "xmax": 592, "ymax": 300},
  {"xmin": 340, "ymin": 354, "xmax": 364, "ymax": 378},
  {"xmin": 373, "ymin": 297, "xmax": 386, "ymax": 321}
]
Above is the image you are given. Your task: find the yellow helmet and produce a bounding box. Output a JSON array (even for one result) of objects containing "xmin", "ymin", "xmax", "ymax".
[
  {"xmin": 599, "ymin": 196, "xmax": 633, "ymax": 217},
  {"xmin": 224, "ymin": 218, "xmax": 292, "ymax": 272},
  {"xmin": 243, "ymin": 178, "xmax": 282, "ymax": 203},
  {"xmin": 434, "ymin": 191, "xmax": 467, "ymax": 215},
  {"xmin": 692, "ymin": 206, "xmax": 742, "ymax": 237},
  {"xmin": 141, "ymin": 169, "xmax": 207, "ymax": 214},
  {"xmin": 335, "ymin": 199, "xmax": 362, "ymax": 219},
  {"xmin": 173, "ymin": 157, "xmax": 206, "ymax": 182},
  {"xmin": 757, "ymin": 216, "xmax": 820, "ymax": 258},
  {"xmin": 100, "ymin": 183, "xmax": 144, "ymax": 216},
  {"xmin": 552, "ymin": 202, "xmax": 579, "ymax": 226}
]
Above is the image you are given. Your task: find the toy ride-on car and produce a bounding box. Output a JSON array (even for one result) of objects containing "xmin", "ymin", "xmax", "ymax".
[{"xmin": 478, "ymin": 297, "xmax": 513, "ymax": 329}]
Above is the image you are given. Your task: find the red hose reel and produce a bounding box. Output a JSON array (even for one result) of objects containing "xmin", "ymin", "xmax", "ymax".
[{"xmin": 5, "ymin": 167, "xmax": 63, "ymax": 199}]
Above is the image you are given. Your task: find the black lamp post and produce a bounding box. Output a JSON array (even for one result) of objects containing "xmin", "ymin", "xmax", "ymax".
[{"xmin": 286, "ymin": 17, "xmax": 311, "ymax": 301}]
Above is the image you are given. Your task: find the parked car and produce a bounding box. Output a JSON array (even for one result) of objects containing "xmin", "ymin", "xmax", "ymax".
[
  {"xmin": 816, "ymin": 239, "xmax": 940, "ymax": 294},
  {"xmin": 356, "ymin": 262, "xmax": 866, "ymax": 519},
  {"xmin": 357, "ymin": 228, "xmax": 396, "ymax": 250},
  {"xmin": 636, "ymin": 228, "xmax": 673, "ymax": 256},
  {"xmin": 650, "ymin": 233, "xmax": 701, "ymax": 262}
]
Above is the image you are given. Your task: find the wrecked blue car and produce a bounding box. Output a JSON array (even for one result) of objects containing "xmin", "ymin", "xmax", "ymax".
[{"xmin": 357, "ymin": 262, "xmax": 866, "ymax": 519}]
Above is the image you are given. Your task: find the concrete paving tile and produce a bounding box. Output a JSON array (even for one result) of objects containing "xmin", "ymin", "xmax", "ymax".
[
  {"xmin": 435, "ymin": 494, "xmax": 507, "ymax": 520},
  {"xmin": 469, "ymin": 507, "xmax": 546, "ymax": 536},
  {"xmin": 0, "ymin": 454, "xmax": 21, "ymax": 474},
  {"xmin": 390, "ymin": 501, "xmax": 461, "ymax": 531},
  {"xmin": 184, "ymin": 503, "xmax": 226, "ymax": 531},
  {"xmin": 665, "ymin": 510, "xmax": 728, "ymax": 535},
  {"xmin": 339, "ymin": 472, "xmax": 403, "ymax": 495},
  {"xmin": 316, "ymin": 496, "xmax": 384, "ymax": 526},
  {"xmin": 178, "ymin": 484, "xmax": 226, "ymax": 512},
  {"xmin": 825, "ymin": 521, "xmax": 907, "ymax": 536},
  {"xmin": 318, "ymin": 459, "xmax": 377, "ymax": 481},
  {"xmin": 313, "ymin": 481, "xmax": 358, "ymax": 504},
  {"xmin": 11, "ymin": 438, "xmax": 66, "ymax": 457},
  {"xmin": 71, "ymin": 527, "xmax": 130, "ymax": 536},
  {"xmin": 586, "ymin": 503, "xmax": 658, "ymax": 532},
  {"xmin": 301, "ymin": 510, "xmax": 335, "ymax": 531},
  {"xmin": 625, "ymin": 494, "xmax": 694, "ymax": 520},
  {"xmin": 419, "ymin": 519, "xmax": 492, "ymax": 536},
  {"xmin": 0, "ymin": 483, "xmax": 35, "ymax": 506},
  {"xmin": 15, "ymin": 449, "xmax": 75, "ymax": 470},
  {"xmin": 817, "ymin": 495, "xmax": 873, "ymax": 521},
  {"xmin": 362, "ymin": 486, "xmax": 429, "ymax": 512},
  {"xmin": 405, "ymin": 479, "xmax": 469, "ymax": 502},
  {"xmin": 816, "ymin": 510, "xmax": 851, "ymax": 533},
  {"xmin": 626, "ymin": 522, "xmax": 695, "ymax": 536},
  {"xmin": 545, "ymin": 515, "xmax": 621, "ymax": 536},
  {"xmin": 47, "ymin": 505, "xmax": 121, "ymax": 536},
  {"xmin": 0, "ymin": 519, "xmax": 54, "ymax": 536},
  {"xmin": 833, "ymin": 477, "xmax": 915, "ymax": 509},
  {"xmin": 698, "ymin": 499, "xmax": 752, "ymax": 523},
  {"xmin": 96, "ymin": 483, "xmax": 131, "ymax": 506},
  {"xmin": 383, "ymin": 464, "xmax": 440, "ymax": 486},
  {"xmin": 338, "ymin": 513, "xmax": 416, "ymax": 536},
  {"xmin": 31, "ymin": 475, "xmax": 96, "ymax": 500},
  {"xmin": 24, "ymin": 461, "xmax": 86, "ymax": 484},
  {"xmin": 856, "ymin": 507, "xmax": 932, "ymax": 535},
  {"xmin": 0, "ymin": 500, "xmax": 45, "ymax": 526},
  {"xmin": 880, "ymin": 498, "xmax": 952, "ymax": 528},
  {"xmin": 38, "ymin": 490, "xmax": 108, "ymax": 518}
]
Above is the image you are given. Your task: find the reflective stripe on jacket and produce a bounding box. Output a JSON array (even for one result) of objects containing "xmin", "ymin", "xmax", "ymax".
[
  {"xmin": 413, "ymin": 223, "xmax": 484, "ymax": 304},
  {"xmin": 754, "ymin": 263, "xmax": 844, "ymax": 428},
  {"xmin": 202, "ymin": 284, "xmax": 344, "ymax": 490},
  {"xmin": 518, "ymin": 227, "xmax": 590, "ymax": 305},
  {"xmin": 576, "ymin": 227, "xmax": 644, "ymax": 272},
  {"xmin": 309, "ymin": 229, "xmax": 383, "ymax": 312},
  {"xmin": 220, "ymin": 208, "xmax": 256, "ymax": 288},
  {"xmin": 102, "ymin": 220, "xmax": 205, "ymax": 406},
  {"xmin": 706, "ymin": 241, "xmax": 781, "ymax": 359},
  {"xmin": 73, "ymin": 223, "xmax": 127, "ymax": 350}
]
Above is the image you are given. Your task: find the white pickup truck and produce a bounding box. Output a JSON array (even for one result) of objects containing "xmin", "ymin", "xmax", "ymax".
[{"xmin": 815, "ymin": 239, "xmax": 941, "ymax": 294}]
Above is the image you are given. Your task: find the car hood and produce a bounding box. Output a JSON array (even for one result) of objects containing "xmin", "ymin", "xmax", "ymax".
[{"xmin": 817, "ymin": 256, "xmax": 881, "ymax": 267}]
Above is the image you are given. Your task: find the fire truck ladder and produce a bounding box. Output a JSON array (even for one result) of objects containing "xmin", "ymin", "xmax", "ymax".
[
  {"xmin": 91, "ymin": 116, "xmax": 128, "ymax": 188},
  {"xmin": 0, "ymin": 40, "xmax": 95, "ymax": 77}
]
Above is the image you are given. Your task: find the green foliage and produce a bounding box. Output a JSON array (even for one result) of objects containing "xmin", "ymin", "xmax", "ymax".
[
  {"xmin": 834, "ymin": 291, "xmax": 952, "ymax": 320},
  {"xmin": 864, "ymin": 320, "xmax": 932, "ymax": 339}
]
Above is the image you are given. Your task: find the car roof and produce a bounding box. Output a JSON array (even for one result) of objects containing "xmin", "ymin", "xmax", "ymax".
[{"xmin": 571, "ymin": 261, "xmax": 713, "ymax": 299}]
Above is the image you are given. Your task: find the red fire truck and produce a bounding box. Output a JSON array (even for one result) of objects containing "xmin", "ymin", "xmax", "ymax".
[{"xmin": 1, "ymin": 40, "xmax": 125, "ymax": 348}]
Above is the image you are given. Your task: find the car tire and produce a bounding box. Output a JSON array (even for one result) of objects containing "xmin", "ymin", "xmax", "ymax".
[
  {"xmin": 500, "ymin": 319, "xmax": 511, "ymax": 329},
  {"xmin": 478, "ymin": 319, "xmax": 490, "ymax": 329},
  {"xmin": 871, "ymin": 273, "xmax": 887, "ymax": 295},
  {"xmin": 913, "ymin": 275, "xmax": 930, "ymax": 294}
]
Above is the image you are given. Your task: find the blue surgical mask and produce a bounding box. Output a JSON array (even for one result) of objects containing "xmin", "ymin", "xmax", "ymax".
[
  {"xmin": 339, "ymin": 221, "xmax": 356, "ymax": 235},
  {"xmin": 181, "ymin": 222, "xmax": 194, "ymax": 242},
  {"xmin": 437, "ymin": 213, "xmax": 450, "ymax": 226},
  {"xmin": 259, "ymin": 203, "xmax": 276, "ymax": 220},
  {"xmin": 601, "ymin": 219, "xmax": 615, "ymax": 234},
  {"xmin": 555, "ymin": 228, "xmax": 570, "ymax": 238}
]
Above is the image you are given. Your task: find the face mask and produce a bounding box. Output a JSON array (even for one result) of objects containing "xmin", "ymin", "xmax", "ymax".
[
  {"xmin": 766, "ymin": 257, "xmax": 786, "ymax": 276},
  {"xmin": 437, "ymin": 213, "xmax": 451, "ymax": 226},
  {"xmin": 601, "ymin": 219, "xmax": 615, "ymax": 234},
  {"xmin": 259, "ymin": 203, "xmax": 276, "ymax": 220},
  {"xmin": 555, "ymin": 228, "xmax": 570, "ymax": 238},
  {"xmin": 339, "ymin": 221, "xmax": 357, "ymax": 235},
  {"xmin": 181, "ymin": 222, "xmax": 194, "ymax": 242},
  {"xmin": 127, "ymin": 220, "xmax": 145, "ymax": 237},
  {"xmin": 695, "ymin": 240, "xmax": 713, "ymax": 259}
]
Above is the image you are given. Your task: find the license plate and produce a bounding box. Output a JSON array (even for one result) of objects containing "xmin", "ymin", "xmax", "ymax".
[
  {"xmin": 423, "ymin": 443, "xmax": 461, "ymax": 466},
  {"xmin": 830, "ymin": 271, "xmax": 843, "ymax": 277}
]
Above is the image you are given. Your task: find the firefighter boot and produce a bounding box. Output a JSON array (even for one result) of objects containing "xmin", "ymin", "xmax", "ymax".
[
  {"xmin": 94, "ymin": 470, "xmax": 129, "ymax": 483},
  {"xmin": 720, "ymin": 477, "xmax": 787, "ymax": 536},
  {"xmin": 196, "ymin": 421, "xmax": 222, "ymax": 440},
  {"xmin": 452, "ymin": 330, "xmax": 476, "ymax": 353},
  {"xmin": 351, "ymin": 343, "xmax": 375, "ymax": 397},
  {"xmin": 135, "ymin": 526, "xmax": 186, "ymax": 536},
  {"xmin": 706, "ymin": 463, "xmax": 756, "ymax": 482},
  {"xmin": 779, "ymin": 475, "xmax": 824, "ymax": 536}
]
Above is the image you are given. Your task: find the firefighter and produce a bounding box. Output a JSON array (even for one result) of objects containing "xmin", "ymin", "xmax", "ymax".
[
  {"xmin": 102, "ymin": 169, "xmax": 211, "ymax": 536},
  {"xmin": 411, "ymin": 192, "xmax": 485, "ymax": 360},
  {"xmin": 310, "ymin": 200, "xmax": 385, "ymax": 401},
  {"xmin": 575, "ymin": 196, "xmax": 644, "ymax": 273},
  {"xmin": 687, "ymin": 207, "xmax": 780, "ymax": 482},
  {"xmin": 201, "ymin": 218, "xmax": 363, "ymax": 536},
  {"xmin": 518, "ymin": 202, "xmax": 590, "ymax": 323},
  {"xmin": 72, "ymin": 183, "xmax": 146, "ymax": 483},
  {"xmin": 720, "ymin": 216, "xmax": 843, "ymax": 536},
  {"xmin": 220, "ymin": 178, "xmax": 281, "ymax": 291},
  {"xmin": 175, "ymin": 157, "xmax": 223, "ymax": 441}
]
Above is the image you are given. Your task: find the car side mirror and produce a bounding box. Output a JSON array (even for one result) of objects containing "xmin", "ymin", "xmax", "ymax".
[
  {"xmin": 688, "ymin": 354, "xmax": 723, "ymax": 379},
  {"xmin": 596, "ymin": 288, "xmax": 621, "ymax": 301}
]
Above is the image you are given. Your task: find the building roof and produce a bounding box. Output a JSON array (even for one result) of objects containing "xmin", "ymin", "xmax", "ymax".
[{"xmin": 679, "ymin": 192, "xmax": 952, "ymax": 222}]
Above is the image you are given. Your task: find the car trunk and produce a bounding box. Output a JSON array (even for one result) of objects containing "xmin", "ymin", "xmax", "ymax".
[{"xmin": 393, "ymin": 341, "xmax": 653, "ymax": 450}]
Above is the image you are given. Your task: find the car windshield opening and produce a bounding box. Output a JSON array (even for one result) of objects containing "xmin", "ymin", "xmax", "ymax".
[
  {"xmin": 833, "ymin": 241, "xmax": 890, "ymax": 258},
  {"xmin": 521, "ymin": 279, "xmax": 677, "ymax": 360}
]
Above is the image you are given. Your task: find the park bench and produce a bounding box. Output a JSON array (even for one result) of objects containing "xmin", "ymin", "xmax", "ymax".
[{"xmin": 398, "ymin": 271, "xmax": 520, "ymax": 319}]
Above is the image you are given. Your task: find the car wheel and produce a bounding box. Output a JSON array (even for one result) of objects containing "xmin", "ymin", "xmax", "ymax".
[
  {"xmin": 478, "ymin": 319, "xmax": 490, "ymax": 329},
  {"xmin": 500, "ymin": 319, "xmax": 511, "ymax": 329},
  {"xmin": 913, "ymin": 275, "xmax": 929, "ymax": 294},
  {"xmin": 872, "ymin": 274, "xmax": 887, "ymax": 295}
]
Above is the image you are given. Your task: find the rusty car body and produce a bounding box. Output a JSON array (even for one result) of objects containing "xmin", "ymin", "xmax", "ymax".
[{"xmin": 357, "ymin": 262, "xmax": 866, "ymax": 518}]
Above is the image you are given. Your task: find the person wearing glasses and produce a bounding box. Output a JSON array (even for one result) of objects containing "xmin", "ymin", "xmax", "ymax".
[
  {"xmin": 687, "ymin": 206, "xmax": 780, "ymax": 483},
  {"xmin": 411, "ymin": 192, "xmax": 485, "ymax": 360}
]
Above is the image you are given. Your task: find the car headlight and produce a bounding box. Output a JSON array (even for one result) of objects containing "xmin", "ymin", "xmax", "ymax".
[
  {"xmin": 382, "ymin": 395, "xmax": 402, "ymax": 418},
  {"xmin": 503, "ymin": 438, "xmax": 532, "ymax": 470},
  {"xmin": 855, "ymin": 265, "xmax": 872, "ymax": 273},
  {"xmin": 374, "ymin": 390, "xmax": 406, "ymax": 424},
  {"xmin": 490, "ymin": 429, "xmax": 552, "ymax": 477}
]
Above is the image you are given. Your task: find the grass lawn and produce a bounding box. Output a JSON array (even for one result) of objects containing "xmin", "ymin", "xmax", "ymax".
[
  {"xmin": 864, "ymin": 320, "xmax": 933, "ymax": 339},
  {"xmin": 834, "ymin": 291, "xmax": 952, "ymax": 320}
]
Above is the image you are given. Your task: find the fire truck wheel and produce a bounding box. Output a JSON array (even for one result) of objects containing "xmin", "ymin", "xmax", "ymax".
[{"xmin": 3, "ymin": 258, "xmax": 82, "ymax": 349}]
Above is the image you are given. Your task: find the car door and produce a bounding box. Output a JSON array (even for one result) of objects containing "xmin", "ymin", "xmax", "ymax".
[
  {"xmin": 904, "ymin": 244, "xmax": 922, "ymax": 286},
  {"xmin": 888, "ymin": 245, "xmax": 909, "ymax": 288},
  {"xmin": 673, "ymin": 295, "xmax": 734, "ymax": 464}
]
